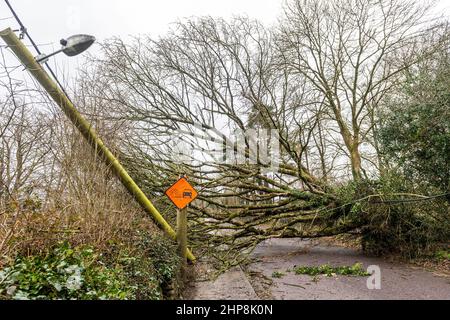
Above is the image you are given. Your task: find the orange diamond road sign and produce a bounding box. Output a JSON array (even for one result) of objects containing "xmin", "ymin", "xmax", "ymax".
[{"xmin": 165, "ymin": 177, "xmax": 198, "ymax": 210}]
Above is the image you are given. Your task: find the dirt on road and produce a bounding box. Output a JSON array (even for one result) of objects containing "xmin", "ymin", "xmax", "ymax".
[{"xmin": 186, "ymin": 238, "xmax": 450, "ymax": 300}]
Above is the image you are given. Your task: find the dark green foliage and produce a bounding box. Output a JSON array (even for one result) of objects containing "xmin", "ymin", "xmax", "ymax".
[
  {"xmin": 137, "ymin": 232, "xmax": 182, "ymax": 288},
  {"xmin": 0, "ymin": 232, "xmax": 183, "ymax": 300},
  {"xmin": 0, "ymin": 242, "xmax": 132, "ymax": 300},
  {"xmin": 360, "ymin": 201, "xmax": 449, "ymax": 258},
  {"xmin": 103, "ymin": 230, "xmax": 182, "ymax": 300},
  {"xmin": 379, "ymin": 48, "xmax": 450, "ymax": 194},
  {"xmin": 338, "ymin": 175, "xmax": 450, "ymax": 258},
  {"xmin": 109, "ymin": 244, "xmax": 162, "ymax": 300},
  {"xmin": 375, "ymin": 45, "xmax": 450, "ymax": 255}
]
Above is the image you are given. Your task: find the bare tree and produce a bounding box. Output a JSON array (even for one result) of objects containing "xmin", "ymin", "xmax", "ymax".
[
  {"xmin": 277, "ymin": 0, "xmax": 436, "ymax": 180},
  {"xmin": 80, "ymin": 17, "xmax": 360, "ymax": 266},
  {"xmin": 0, "ymin": 47, "xmax": 52, "ymax": 200}
]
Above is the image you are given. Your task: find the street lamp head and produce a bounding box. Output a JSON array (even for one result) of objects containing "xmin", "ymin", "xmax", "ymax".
[
  {"xmin": 35, "ymin": 34, "xmax": 96, "ymax": 63},
  {"xmin": 60, "ymin": 34, "xmax": 96, "ymax": 57}
]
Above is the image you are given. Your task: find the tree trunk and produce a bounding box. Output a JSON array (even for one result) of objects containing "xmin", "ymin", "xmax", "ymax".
[{"xmin": 350, "ymin": 146, "xmax": 362, "ymax": 181}]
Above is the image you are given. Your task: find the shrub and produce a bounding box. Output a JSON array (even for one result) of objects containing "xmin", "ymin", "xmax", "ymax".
[
  {"xmin": 378, "ymin": 39, "xmax": 450, "ymax": 195},
  {"xmin": 109, "ymin": 244, "xmax": 163, "ymax": 300},
  {"xmin": 435, "ymin": 249, "xmax": 450, "ymax": 261},
  {"xmin": 136, "ymin": 231, "xmax": 182, "ymax": 292},
  {"xmin": 0, "ymin": 242, "xmax": 132, "ymax": 300},
  {"xmin": 0, "ymin": 232, "xmax": 185, "ymax": 301},
  {"xmin": 338, "ymin": 175, "xmax": 450, "ymax": 258},
  {"xmin": 103, "ymin": 230, "xmax": 182, "ymax": 300}
]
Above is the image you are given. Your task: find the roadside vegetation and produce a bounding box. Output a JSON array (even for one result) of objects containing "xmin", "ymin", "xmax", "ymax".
[
  {"xmin": 0, "ymin": 233, "xmax": 181, "ymax": 300},
  {"xmin": 293, "ymin": 263, "xmax": 370, "ymax": 277},
  {"xmin": 272, "ymin": 263, "xmax": 370, "ymax": 280},
  {"xmin": 0, "ymin": 93, "xmax": 182, "ymax": 299}
]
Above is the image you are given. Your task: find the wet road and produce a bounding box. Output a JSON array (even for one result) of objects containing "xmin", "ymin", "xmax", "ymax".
[{"xmin": 187, "ymin": 238, "xmax": 450, "ymax": 300}]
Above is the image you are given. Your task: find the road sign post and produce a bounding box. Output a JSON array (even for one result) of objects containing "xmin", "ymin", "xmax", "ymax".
[
  {"xmin": 177, "ymin": 206, "xmax": 188, "ymax": 281},
  {"xmin": 166, "ymin": 176, "xmax": 198, "ymax": 279}
]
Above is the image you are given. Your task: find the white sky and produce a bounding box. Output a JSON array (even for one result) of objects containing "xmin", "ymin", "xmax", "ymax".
[
  {"xmin": 1, "ymin": 0, "xmax": 449, "ymax": 82},
  {"xmin": 1, "ymin": 0, "xmax": 448, "ymax": 41},
  {"xmin": 1, "ymin": 0, "xmax": 449, "ymax": 179},
  {"xmin": 0, "ymin": 0, "xmax": 283, "ymax": 81},
  {"xmin": 0, "ymin": 0, "xmax": 282, "ymax": 46}
]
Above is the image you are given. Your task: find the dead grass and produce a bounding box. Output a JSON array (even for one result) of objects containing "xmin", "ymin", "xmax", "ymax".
[{"xmin": 1, "ymin": 188, "xmax": 160, "ymax": 267}]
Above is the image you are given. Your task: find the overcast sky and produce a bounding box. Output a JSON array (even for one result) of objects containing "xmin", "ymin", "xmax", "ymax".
[
  {"xmin": 0, "ymin": 1, "xmax": 281, "ymax": 49},
  {"xmin": 1, "ymin": 0, "xmax": 448, "ymax": 41},
  {"xmin": 1, "ymin": 0, "xmax": 450, "ymax": 80},
  {"xmin": 0, "ymin": 0, "xmax": 284, "ymax": 80}
]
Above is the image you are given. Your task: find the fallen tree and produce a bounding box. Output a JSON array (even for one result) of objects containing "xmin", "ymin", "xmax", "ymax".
[{"xmin": 77, "ymin": 0, "xmax": 449, "ymax": 266}]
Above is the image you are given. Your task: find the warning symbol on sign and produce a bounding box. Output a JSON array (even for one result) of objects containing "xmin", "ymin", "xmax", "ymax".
[{"xmin": 165, "ymin": 177, "xmax": 198, "ymax": 210}]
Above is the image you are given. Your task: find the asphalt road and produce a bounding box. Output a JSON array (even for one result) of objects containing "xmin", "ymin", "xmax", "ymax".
[{"xmin": 187, "ymin": 238, "xmax": 450, "ymax": 300}]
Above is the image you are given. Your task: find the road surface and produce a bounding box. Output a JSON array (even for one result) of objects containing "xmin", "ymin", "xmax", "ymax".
[{"xmin": 186, "ymin": 238, "xmax": 450, "ymax": 300}]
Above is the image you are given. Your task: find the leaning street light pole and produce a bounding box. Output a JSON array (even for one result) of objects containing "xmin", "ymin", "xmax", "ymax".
[{"xmin": 0, "ymin": 27, "xmax": 196, "ymax": 262}]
